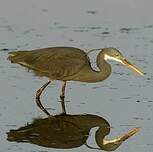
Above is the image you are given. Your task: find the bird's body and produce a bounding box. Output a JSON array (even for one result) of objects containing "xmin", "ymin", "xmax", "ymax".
[
  {"xmin": 8, "ymin": 47, "xmax": 111, "ymax": 83},
  {"xmin": 7, "ymin": 114, "xmax": 139, "ymax": 151},
  {"xmin": 8, "ymin": 46, "xmax": 143, "ymax": 115}
]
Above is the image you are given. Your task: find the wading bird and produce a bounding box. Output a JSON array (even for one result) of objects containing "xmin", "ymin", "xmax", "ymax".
[
  {"xmin": 7, "ymin": 114, "xmax": 139, "ymax": 151},
  {"xmin": 8, "ymin": 47, "xmax": 144, "ymax": 115}
]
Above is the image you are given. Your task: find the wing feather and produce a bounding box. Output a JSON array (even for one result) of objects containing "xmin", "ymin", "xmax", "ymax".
[{"xmin": 8, "ymin": 47, "xmax": 89, "ymax": 79}]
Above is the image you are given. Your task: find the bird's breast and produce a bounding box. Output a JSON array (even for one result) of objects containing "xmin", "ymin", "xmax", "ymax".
[{"xmin": 68, "ymin": 66, "xmax": 109, "ymax": 83}]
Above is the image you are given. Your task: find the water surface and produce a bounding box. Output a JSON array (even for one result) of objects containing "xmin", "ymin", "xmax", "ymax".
[{"xmin": 0, "ymin": 0, "xmax": 153, "ymax": 151}]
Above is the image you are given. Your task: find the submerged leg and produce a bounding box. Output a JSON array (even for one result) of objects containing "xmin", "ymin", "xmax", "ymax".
[
  {"xmin": 36, "ymin": 80, "xmax": 51, "ymax": 116},
  {"xmin": 60, "ymin": 81, "xmax": 67, "ymax": 114}
]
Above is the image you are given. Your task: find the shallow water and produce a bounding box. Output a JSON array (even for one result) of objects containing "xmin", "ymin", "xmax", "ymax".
[{"xmin": 0, "ymin": 0, "xmax": 153, "ymax": 151}]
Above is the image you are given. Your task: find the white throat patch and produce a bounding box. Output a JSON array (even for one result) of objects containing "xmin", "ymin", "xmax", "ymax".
[{"xmin": 104, "ymin": 54, "xmax": 123, "ymax": 64}]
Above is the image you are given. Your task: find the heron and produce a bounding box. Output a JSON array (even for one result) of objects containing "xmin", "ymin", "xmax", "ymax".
[
  {"xmin": 8, "ymin": 47, "xmax": 144, "ymax": 115},
  {"xmin": 7, "ymin": 114, "xmax": 139, "ymax": 151}
]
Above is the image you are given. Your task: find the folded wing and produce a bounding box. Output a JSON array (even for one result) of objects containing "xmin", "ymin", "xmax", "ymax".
[{"xmin": 8, "ymin": 47, "xmax": 89, "ymax": 79}]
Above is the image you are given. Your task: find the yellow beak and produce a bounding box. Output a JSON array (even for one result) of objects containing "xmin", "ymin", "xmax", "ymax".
[{"xmin": 122, "ymin": 59, "xmax": 144, "ymax": 76}]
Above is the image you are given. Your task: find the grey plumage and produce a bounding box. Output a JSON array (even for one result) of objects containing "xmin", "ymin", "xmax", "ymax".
[
  {"xmin": 8, "ymin": 47, "xmax": 89, "ymax": 80},
  {"xmin": 8, "ymin": 46, "xmax": 143, "ymax": 115}
]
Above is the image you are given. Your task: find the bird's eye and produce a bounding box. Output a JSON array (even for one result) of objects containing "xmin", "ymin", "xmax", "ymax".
[{"xmin": 115, "ymin": 53, "xmax": 120, "ymax": 57}]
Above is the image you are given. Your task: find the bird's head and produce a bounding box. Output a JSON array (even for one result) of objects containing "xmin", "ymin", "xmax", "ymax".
[{"xmin": 102, "ymin": 48, "xmax": 144, "ymax": 76}]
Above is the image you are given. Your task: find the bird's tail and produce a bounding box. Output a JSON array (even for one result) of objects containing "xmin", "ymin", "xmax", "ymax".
[
  {"xmin": 7, "ymin": 124, "xmax": 34, "ymax": 142},
  {"xmin": 7, "ymin": 51, "xmax": 28, "ymax": 63}
]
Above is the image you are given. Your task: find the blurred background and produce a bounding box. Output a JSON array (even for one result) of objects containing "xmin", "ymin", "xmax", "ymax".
[{"xmin": 0, "ymin": 0, "xmax": 153, "ymax": 151}]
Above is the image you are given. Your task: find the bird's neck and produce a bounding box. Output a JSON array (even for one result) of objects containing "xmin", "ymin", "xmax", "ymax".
[
  {"xmin": 72, "ymin": 51, "xmax": 111, "ymax": 83},
  {"xmin": 94, "ymin": 51, "xmax": 111, "ymax": 81},
  {"xmin": 95, "ymin": 127, "xmax": 123, "ymax": 151}
]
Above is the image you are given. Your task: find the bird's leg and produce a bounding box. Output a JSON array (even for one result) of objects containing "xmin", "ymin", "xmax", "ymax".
[
  {"xmin": 36, "ymin": 80, "xmax": 51, "ymax": 116},
  {"xmin": 60, "ymin": 81, "xmax": 67, "ymax": 115}
]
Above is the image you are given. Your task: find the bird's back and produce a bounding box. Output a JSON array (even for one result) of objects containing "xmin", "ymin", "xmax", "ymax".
[{"xmin": 8, "ymin": 47, "xmax": 89, "ymax": 80}]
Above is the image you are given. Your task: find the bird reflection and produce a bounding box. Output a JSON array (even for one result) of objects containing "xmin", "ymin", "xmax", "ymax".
[{"xmin": 7, "ymin": 114, "xmax": 139, "ymax": 151}]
